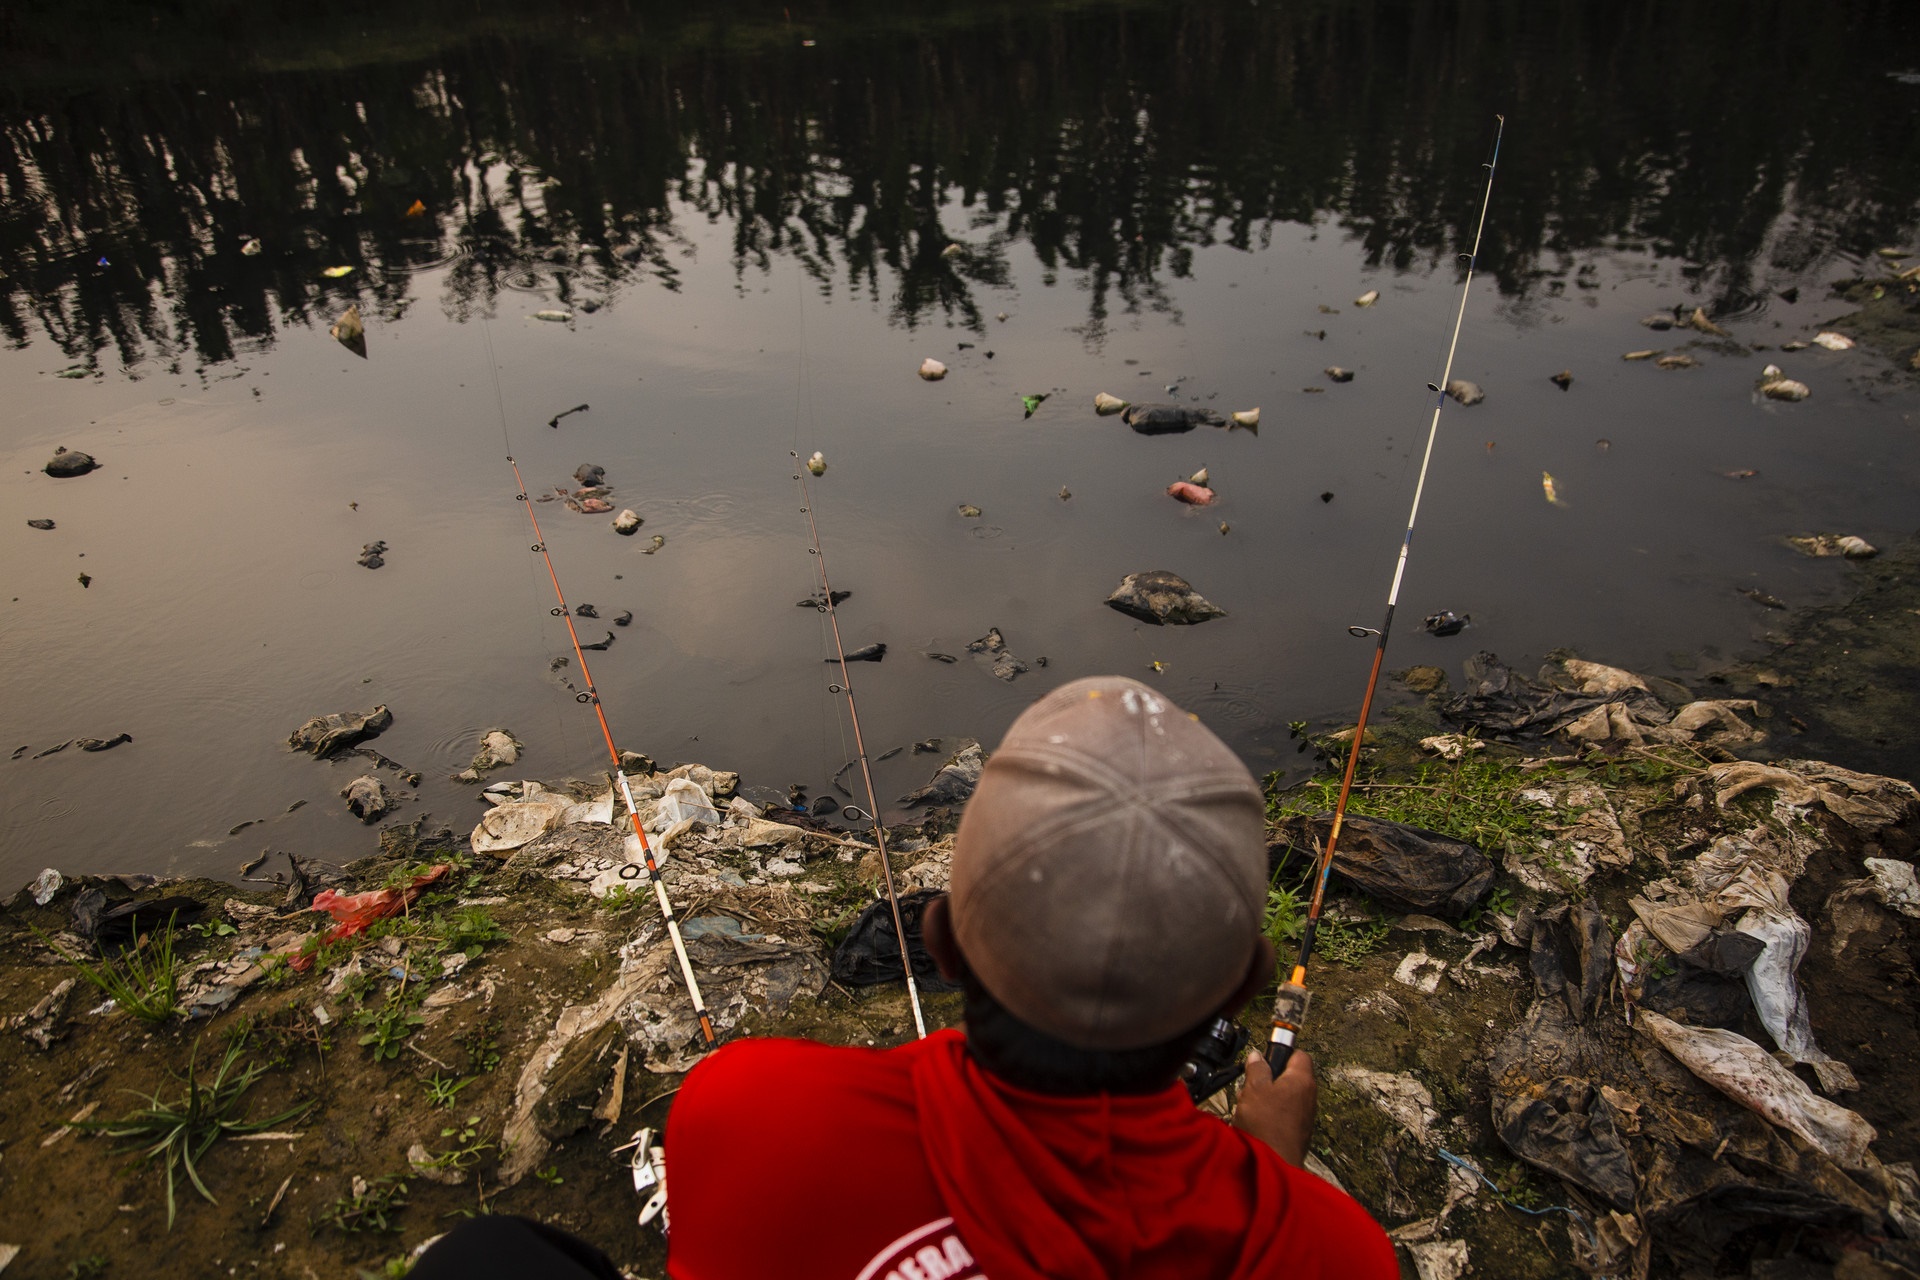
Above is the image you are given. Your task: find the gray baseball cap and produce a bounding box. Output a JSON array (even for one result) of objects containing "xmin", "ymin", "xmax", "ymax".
[{"xmin": 949, "ymin": 676, "xmax": 1268, "ymax": 1050}]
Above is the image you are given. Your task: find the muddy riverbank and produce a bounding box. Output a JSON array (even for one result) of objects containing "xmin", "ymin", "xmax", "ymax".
[{"xmin": 4, "ymin": 543, "xmax": 1920, "ymax": 1278}]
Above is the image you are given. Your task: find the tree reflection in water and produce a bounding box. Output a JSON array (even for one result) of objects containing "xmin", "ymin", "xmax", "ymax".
[{"xmin": 0, "ymin": 0, "xmax": 1914, "ymax": 370}]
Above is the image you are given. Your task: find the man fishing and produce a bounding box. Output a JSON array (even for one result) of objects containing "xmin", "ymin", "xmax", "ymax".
[{"xmin": 665, "ymin": 675, "xmax": 1396, "ymax": 1279}]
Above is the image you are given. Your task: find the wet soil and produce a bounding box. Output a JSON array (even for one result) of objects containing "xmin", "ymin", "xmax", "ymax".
[
  {"xmin": 1712, "ymin": 530, "xmax": 1920, "ymax": 787},
  {"xmin": 0, "ymin": 845, "xmax": 967, "ymax": 1280}
]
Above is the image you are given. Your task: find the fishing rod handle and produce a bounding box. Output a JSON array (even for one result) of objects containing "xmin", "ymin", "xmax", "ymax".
[{"xmin": 1265, "ymin": 978, "xmax": 1312, "ymax": 1075}]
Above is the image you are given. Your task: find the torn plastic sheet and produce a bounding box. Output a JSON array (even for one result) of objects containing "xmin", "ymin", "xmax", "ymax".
[
  {"xmin": 1330, "ymin": 1066, "xmax": 1439, "ymax": 1146},
  {"xmin": 654, "ymin": 777, "xmax": 720, "ymax": 829},
  {"xmin": 471, "ymin": 780, "xmax": 615, "ymax": 854},
  {"xmin": 1627, "ymin": 829, "xmax": 1854, "ymax": 1090},
  {"xmin": 829, "ymin": 890, "xmax": 959, "ymax": 992},
  {"xmin": 1636, "ymin": 1011, "xmax": 1875, "ymax": 1169},
  {"xmin": 1274, "ymin": 813, "xmax": 1494, "ymax": 918},
  {"xmin": 501, "ymin": 919, "xmax": 826, "ymax": 1185},
  {"xmin": 1706, "ymin": 760, "xmax": 1920, "ymax": 834},
  {"xmin": 1488, "ymin": 999, "xmax": 1639, "ymax": 1209},
  {"xmin": 1561, "ymin": 698, "xmax": 1764, "ymax": 749},
  {"xmin": 1863, "ymin": 858, "xmax": 1920, "ymax": 918},
  {"xmin": 1505, "ymin": 781, "xmax": 1634, "ymax": 892}
]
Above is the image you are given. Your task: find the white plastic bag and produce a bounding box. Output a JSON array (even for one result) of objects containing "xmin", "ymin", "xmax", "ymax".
[
  {"xmin": 654, "ymin": 777, "xmax": 720, "ymax": 829},
  {"xmin": 1736, "ymin": 908, "xmax": 1857, "ymax": 1091}
]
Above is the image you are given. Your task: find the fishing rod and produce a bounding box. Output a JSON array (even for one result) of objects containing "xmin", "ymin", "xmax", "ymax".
[
  {"xmin": 503, "ymin": 454, "xmax": 717, "ymax": 1048},
  {"xmin": 1265, "ymin": 115, "xmax": 1505, "ymax": 1077},
  {"xmin": 790, "ymin": 453, "xmax": 929, "ymax": 1039},
  {"xmin": 484, "ymin": 323, "xmax": 717, "ymax": 1052}
]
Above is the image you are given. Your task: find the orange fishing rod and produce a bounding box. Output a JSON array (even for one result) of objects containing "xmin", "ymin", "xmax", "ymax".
[
  {"xmin": 1266, "ymin": 115, "xmax": 1505, "ymax": 1075},
  {"xmin": 505, "ymin": 454, "xmax": 717, "ymax": 1049}
]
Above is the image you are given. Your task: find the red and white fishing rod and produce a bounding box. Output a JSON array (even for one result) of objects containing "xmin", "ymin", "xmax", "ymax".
[
  {"xmin": 481, "ymin": 314, "xmax": 716, "ymax": 1052},
  {"xmin": 1267, "ymin": 115, "xmax": 1505, "ymax": 1074},
  {"xmin": 503, "ymin": 454, "xmax": 718, "ymax": 1049}
]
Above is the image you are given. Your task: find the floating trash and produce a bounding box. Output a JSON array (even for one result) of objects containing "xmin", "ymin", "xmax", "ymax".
[
  {"xmin": 330, "ymin": 303, "xmax": 366, "ymax": 358},
  {"xmin": 1689, "ymin": 307, "xmax": 1730, "ymax": 337}
]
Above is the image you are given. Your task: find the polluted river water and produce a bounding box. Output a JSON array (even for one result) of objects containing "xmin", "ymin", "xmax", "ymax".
[{"xmin": 2, "ymin": 1, "xmax": 1919, "ymax": 891}]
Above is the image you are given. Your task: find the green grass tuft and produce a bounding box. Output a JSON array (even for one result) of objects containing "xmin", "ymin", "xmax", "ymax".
[
  {"xmin": 1265, "ymin": 749, "xmax": 1549, "ymax": 861},
  {"xmin": 82, "ymin": 1040, "xmax": 312, "ymax": 1227},
  {"xmin": 41, "ymin": 914, "xmax": 182, "ymax": 1023}
]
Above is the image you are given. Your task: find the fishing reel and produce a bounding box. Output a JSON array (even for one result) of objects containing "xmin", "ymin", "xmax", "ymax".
[{"xmin": 1180, "ymin": 1015, "xmax": 1250, "ymax": 1105}]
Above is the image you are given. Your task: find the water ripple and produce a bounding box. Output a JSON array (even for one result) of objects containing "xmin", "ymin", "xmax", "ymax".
[
  {"xmin": 380, "ymin": 241, "xmax": 469, "ymax": 274},
  {"xmin": 1187, "ymin": 678, "xmax": 1279, "ymax": 728}
]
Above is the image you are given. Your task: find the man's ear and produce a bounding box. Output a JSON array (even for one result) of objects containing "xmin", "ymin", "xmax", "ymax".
[
  {"xmin": 1219, "ymin": 935, "xmax": 1277, "ymax": 1018},
  {"xmin": 920, "ymin": 894, "xmax": 969, "ymax": 984}
]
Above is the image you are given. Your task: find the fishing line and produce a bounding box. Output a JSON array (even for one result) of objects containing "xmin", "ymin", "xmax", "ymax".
[
  {"xmin": 484, "ymin": 316, "xmax": 582, "ymax": 774},
  {"xmin": 786, "ymin": 261, "xmax": 928, "ymax": 1039},
  {"xmin": 484, "ymin": 317, "xmax": 717, "ymax": 1051},
  {"xmin": 790, "ymin": 458, "xmax": 928, "ymax": 1038},
  {"xmin": 1265, "ymin": 116, "xmax": 1505, "ymax": 1076},
  {"xmin": 787, "ymin": 269, "xmax": 858, "ymax": 813}
]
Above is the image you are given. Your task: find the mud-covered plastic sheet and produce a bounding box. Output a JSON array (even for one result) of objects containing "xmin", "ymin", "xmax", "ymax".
[{"xmin": 829, "ymin": 889, "xmax": 960, "ymax": 992}]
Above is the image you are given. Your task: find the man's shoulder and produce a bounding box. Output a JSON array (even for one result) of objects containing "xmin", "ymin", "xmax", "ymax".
[
  {"xmin": 682, "ymin": 1033, "xmax": 930, "ymax": 1094},
  {"xmin": 672, "ymin": 1034, "xmax": 937, "ymax": 1145},
  {"xmin": 665, "ymin": 1036, "xmax": 956, "ymax": 1280}
]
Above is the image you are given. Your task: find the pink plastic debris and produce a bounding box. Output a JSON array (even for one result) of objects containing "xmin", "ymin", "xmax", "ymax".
[{"xmin": 289, "ymin": 864, "xmax": 450, "ymax": 970}]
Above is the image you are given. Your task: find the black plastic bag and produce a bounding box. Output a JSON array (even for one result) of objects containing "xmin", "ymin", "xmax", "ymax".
[
  {"xmin": 830, "ymin": 890, "xmax": 961, "ymax": 992},
  {"xmin": 1272, "ymin": 813, "xmax": 1494, "ymax": 918},
  {"xmin": 71, "ymin": 888, "xmax": 204, "ymax": 950}
]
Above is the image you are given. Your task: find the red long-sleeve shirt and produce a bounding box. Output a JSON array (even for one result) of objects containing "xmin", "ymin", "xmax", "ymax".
[{"xmin": 666, "ymin": 1030, "xmax": 1396, "ymax": 1279}]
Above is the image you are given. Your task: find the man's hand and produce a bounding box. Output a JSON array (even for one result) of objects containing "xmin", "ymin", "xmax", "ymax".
[{"xmin": 1232, "ymin": 1048, "xmax": 1316, "ymax": 1167}]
